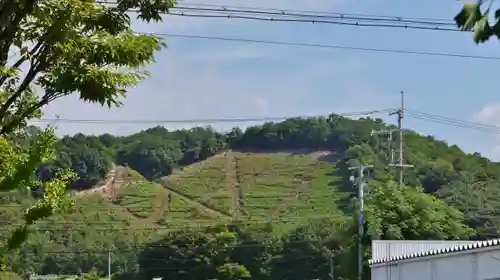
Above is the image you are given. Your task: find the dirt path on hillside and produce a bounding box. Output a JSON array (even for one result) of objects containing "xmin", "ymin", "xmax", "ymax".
[
  {"xmin": 108, "ymin": 166, "xmax": 124, "ymax": 201},
  {"xmin": 74, "ymin": 164, "xmax": 142, "ymax": 200},
  {"xmin": 162, "ymin": 183, "xmax": 230, "ymax": 219},
  {"xmin": 158, "ymin": 153, "xmax": 232, "ymax": 220},
  {"xmin": 74, "ymin": 165, "xmax": 164, "ymax": 227},
  {"xmin": 225, "ymin": 152, "xmax": 239, "ymax": 218},
  {"xmin": 74, "ymin": 165, "xmax": 118, "ymax": 198},
  {"xmin": 141, "ymin": 187, "xmax": 170, "ymax": 223}
]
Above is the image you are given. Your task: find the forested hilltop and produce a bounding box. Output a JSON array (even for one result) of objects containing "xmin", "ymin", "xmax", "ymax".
[{"xmin": 1, "ymin": 113, "xmax": 498, "ymax": 280}]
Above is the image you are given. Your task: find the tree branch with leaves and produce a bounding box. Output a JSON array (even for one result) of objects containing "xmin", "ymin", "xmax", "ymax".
[
  {"xmin": 455, "ymin": 0, "xmax": 500, "ymax": 43},
  {"xmin": 0, "ymin": 0, "xmax": 175, "ymax": 251}
]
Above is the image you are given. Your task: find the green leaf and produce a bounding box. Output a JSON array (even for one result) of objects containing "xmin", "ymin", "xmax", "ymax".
[
  {"xmin": 455, "ymin": 2, "xmax": 482, "ymax": 30},
  {"xmin": 492, "ymin": 19, "xmax": 500, "ymax": 37},
  {"xmin": 474, "ymin": 14, "xmax": 493, "ymax": 43}
]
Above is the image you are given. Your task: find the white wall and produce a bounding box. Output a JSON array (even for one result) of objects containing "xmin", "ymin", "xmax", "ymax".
[{"xmin": 371, "ymin": 248, "xmax": 500, "ymax": 280}]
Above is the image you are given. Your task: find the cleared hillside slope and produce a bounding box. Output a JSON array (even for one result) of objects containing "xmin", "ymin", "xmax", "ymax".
[
  {"xmin": 0, "ymin": 150, "xmax": 349, "ymax": 239},
  {"xmin": 156, "ymin": 150, "xmax": 347, "ymax": 229}
]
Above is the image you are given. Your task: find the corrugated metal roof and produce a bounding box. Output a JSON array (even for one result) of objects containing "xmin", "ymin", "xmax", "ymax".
[
  {"xmin": 371, "ymin": 240, "xmax": 479, "ymax": 261},
  {"xmin": 368, "ymin": 238, "xmax": 500, "ymax": 265}
]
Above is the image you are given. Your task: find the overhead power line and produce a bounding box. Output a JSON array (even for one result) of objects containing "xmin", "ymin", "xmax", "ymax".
[
  {"xmin": 29, "ymin": 108, "xmax": 500, "ymax": 134},
  {"xmin": 135, "ymin": 256, "xmax": 319, "ymax": 271},
  {"xmin": 0, "ymin": 214, "xmax": 348, "ymax": 231},
  {"xmin": 405, "ymin": 109, "xmax": 500, "ymax": 134},
  {"xmin": 31, "ymin": 107, "xmax": 500, "ymax": 134},
  {"xmin": 102, "ymin": 0, "xmax": 455, "ymax": 25},
  {"xmin": 165, "ymin": 10, "xmax": 459, "ymax": 32},
  {"xmin": 177, "ymin": 1, "xmax": 455, "ymax": 25},
  {"xmin": 30, "ymin": 109, "xmax": 392, "ymax": 124},
  {"xmin": 98, "ymin": 1, "xmax": 459, "ymax": 31},
  {"xmin": 174, "ymin": 6, "xmax": 455, "ymax": 26},
  {"xmin": 139, "ymin": 33, "xmax": 500, "ymax": 61},
  {"xmin": 0, "ymin": 197, "xmax": 352, "ymax": 208},
  {"xmin": 6, "ymin": 240, "xmax": 334, "ymax": 254},
  {"xmin": 92, "ymin": 2, "xmax": 496, "ymax": 61}
]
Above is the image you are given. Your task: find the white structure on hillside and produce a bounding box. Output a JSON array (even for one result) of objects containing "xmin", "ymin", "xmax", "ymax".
[{"xmin": 369, "ymin": 239, "xmax": 500, "ymax": 280}]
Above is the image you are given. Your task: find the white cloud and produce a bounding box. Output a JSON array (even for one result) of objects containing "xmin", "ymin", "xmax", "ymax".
[{"xmin": 473, "ymin": 103, "xmax": 500, "ymax": 125}]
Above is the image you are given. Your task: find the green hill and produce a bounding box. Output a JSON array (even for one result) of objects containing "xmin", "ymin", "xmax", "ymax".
[
  {"xmin": 40, "ymin": 151, "xmax": 346, "ymax": 230},
  {"xmin": 158, "ymin": 151, "xmax": 345, "ymax": 228},
  {"xmin": 1, "ymin": 114, "xmax": 498, "ymax": 279}
]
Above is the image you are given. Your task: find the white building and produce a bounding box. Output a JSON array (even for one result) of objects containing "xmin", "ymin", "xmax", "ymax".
[{"xmin": 369, "ymin": 239, "xmax": 500, "ymax": 280}]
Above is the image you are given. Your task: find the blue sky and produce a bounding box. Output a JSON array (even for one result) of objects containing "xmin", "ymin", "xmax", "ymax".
[{"xmin": 43, "ymin": 0, "xmax": 500, "ymax": 160}]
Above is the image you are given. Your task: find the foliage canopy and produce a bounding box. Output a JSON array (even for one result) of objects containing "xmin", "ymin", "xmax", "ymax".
[
  {"xmin": 0, "ymin": 0, "xmax": 175, "ymax": 250},
  {"xmin": 455, "ymin": 1, "xmax": 500, "ymax": 43}
]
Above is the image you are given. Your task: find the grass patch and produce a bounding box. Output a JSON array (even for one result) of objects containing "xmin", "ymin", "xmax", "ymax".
[
  {"xmin": 115, "ymin": 182, "xmax": 164, "ymax": 219},
  {"xmin": 161, "ymin": 151, "xmax": 346, "ymax": 229}
]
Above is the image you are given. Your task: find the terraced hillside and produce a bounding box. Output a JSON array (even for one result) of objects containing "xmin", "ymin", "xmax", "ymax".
[
  {"xmin": 1, "ymin": 150, "xmax": 345, "ymax": 239},
  {"xmin": 157, "ymin": 150, "xmax": 347, "ymax": 230}
]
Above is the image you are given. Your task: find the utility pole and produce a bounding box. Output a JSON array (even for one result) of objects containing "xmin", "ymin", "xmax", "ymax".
[
  {"xmin": 108, "ymin": 250, "xmax": 111, "ymax": 280},
  {"xmin": 372, "ymin": 91, "xmax": 413, "ymax": 186},
  {"xmin": 329, "ymin": 252, "xmax": 335, "ymax": 280},
  {"xmin": 388, "ymin": 91, "xmax": 414, "ymax": 186},
  {"xmin": 349, "ymin": 164, "xmax": 373, "ymax": 280}
]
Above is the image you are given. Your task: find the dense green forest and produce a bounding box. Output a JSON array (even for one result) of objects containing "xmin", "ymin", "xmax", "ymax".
[{"xmin": 1, "ymin": 113, "xmax": 498, "ymax": 280}]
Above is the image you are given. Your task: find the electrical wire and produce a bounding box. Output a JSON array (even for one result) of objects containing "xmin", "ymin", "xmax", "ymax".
[
  {"xmin": 163, "ymin": 11, "xmax": 461, "ymax": 32},
  {"xmin": 30, "ymin": 109, "xmax": 392, "ymax": 124},
  {"xmin": 127, "ymin": 255, "xmax": 322, "ymax": 271},
  {"xmin": 173, "ymin": 6, "xmax": 456, "ymax": 26},
  {"xmin": 405, "ymin": 109, "xmax": 500, "ymax": 134},
  {"xmin": 0, "ymin": 197, "xmax": 351, "ymax": 208},
  {"xmin": 97, "ymin": 0, "xmax": 460, "ymax": 31},
  {"xmin": 101, "ymin": 0, "xmax": 455, "ymax": 25},
  {"xmin": 135, "ymin": 33, "xmax": 500, "ymax": 61},
  {"xmin": 176, "ymin": 1, "xmax": 455, "ymax": 24},
  {"xmin": 0, "ymin": 214, "xmax": 349, "ymax": 231},
  {"xmin": 27, "ymin": 107, "xmax": 500, "ymax": 133},
  {"xmin": 92, "ymin": 3, "xmax": 499, "ymax": 61},
  {"xmin": 12, "ymin": 240, "xmax": 339, "ymax": 254},
  {"xmin": 19, "ymin": 256, "xmax": 322, "ymax": 275},
  {"xmin": 3, "ymin": 205, "xmax": 498, "ymax": 230},
  {"xmin": 27, "ymin": 2, "xmax": 494, "ymax": 63}
]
